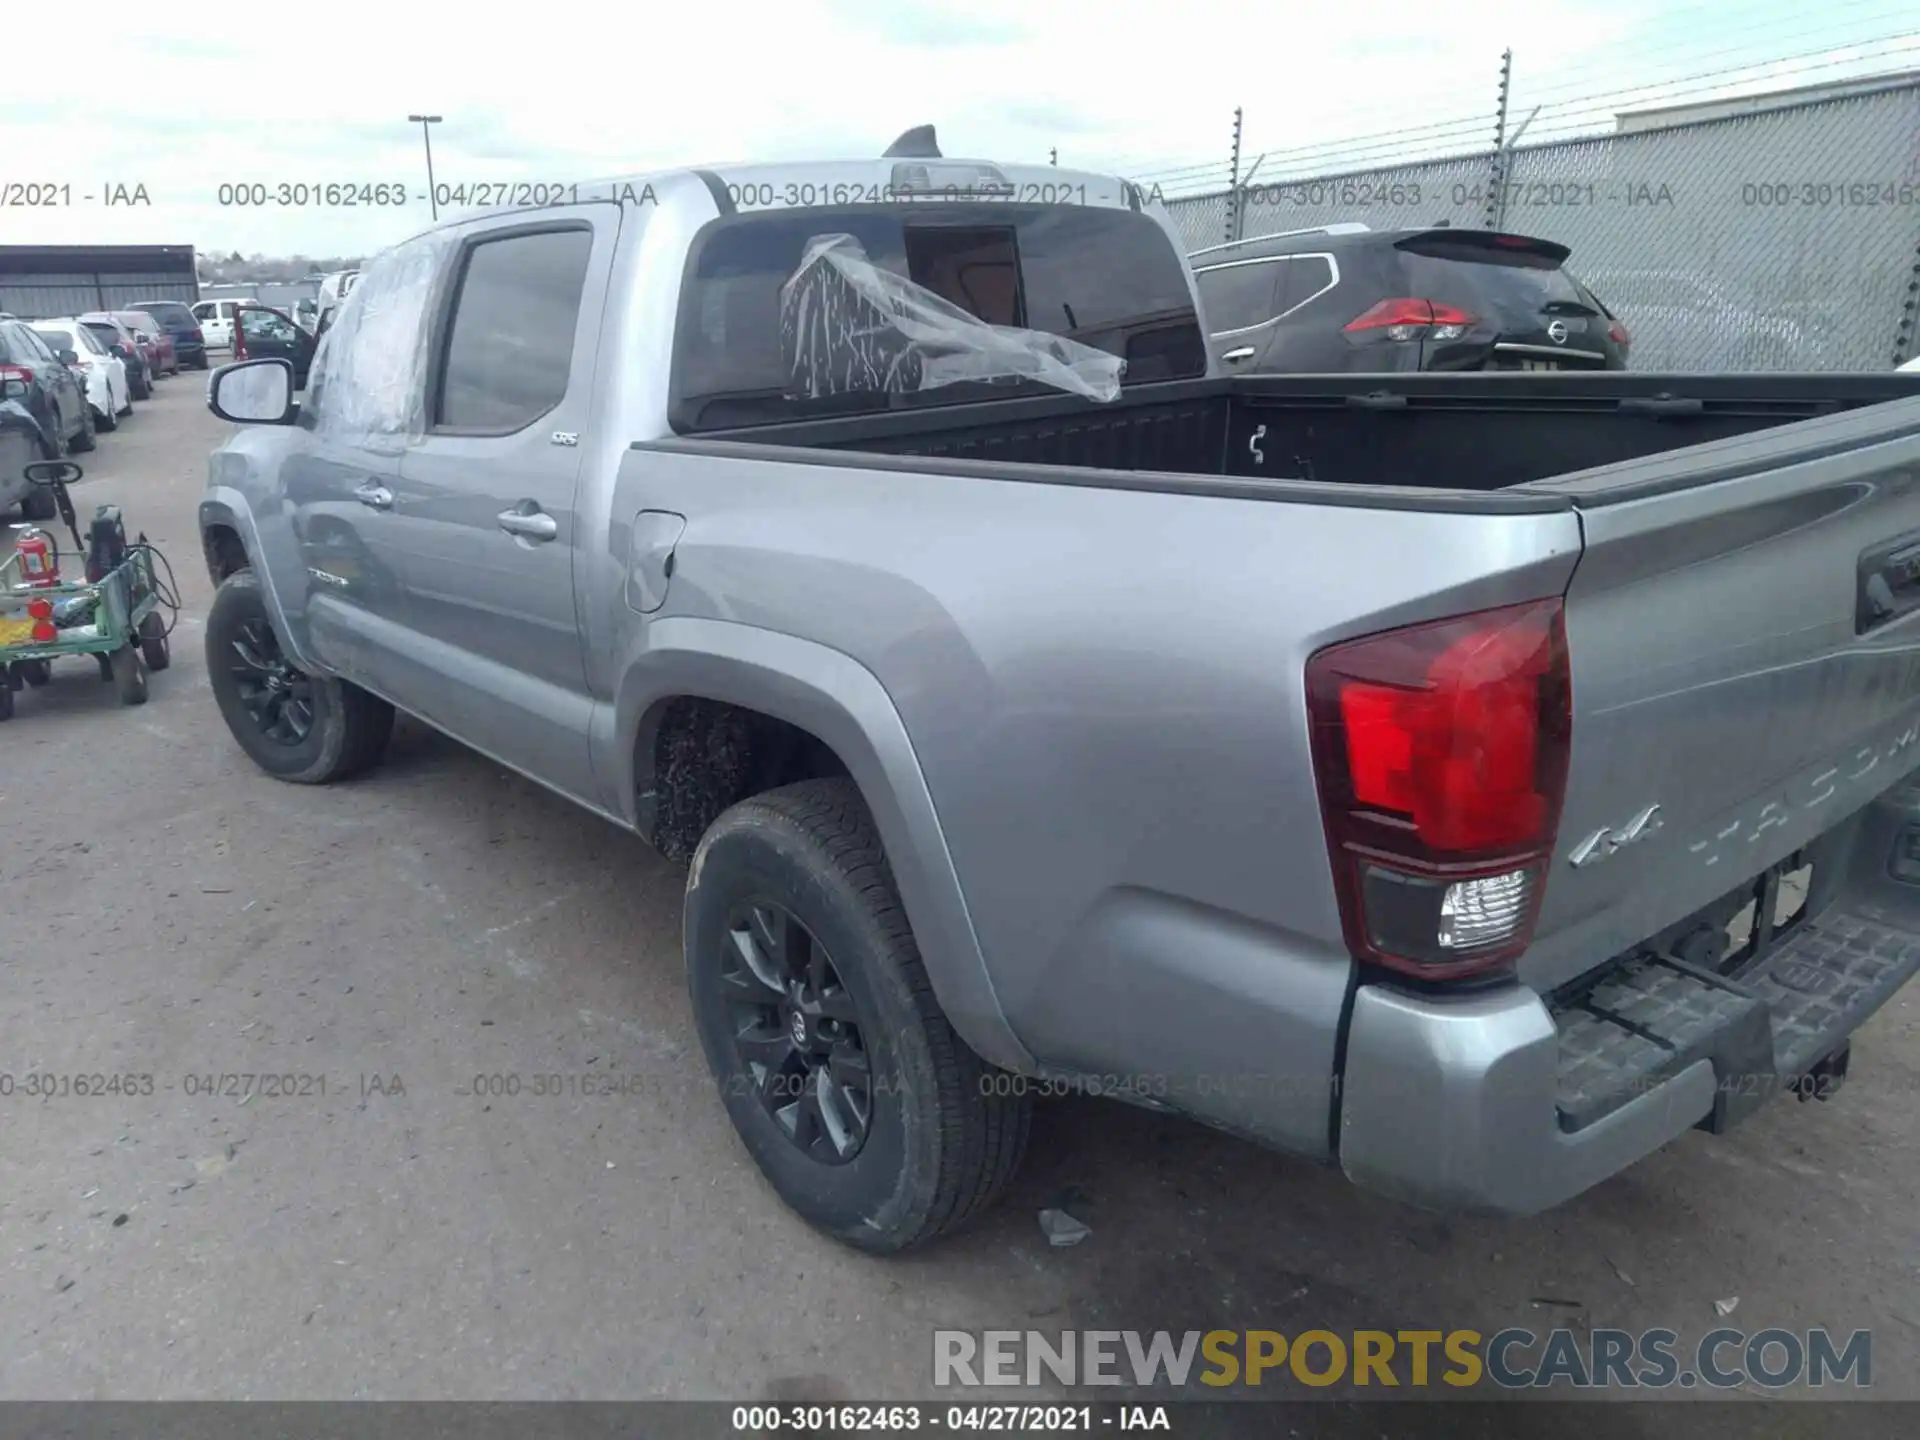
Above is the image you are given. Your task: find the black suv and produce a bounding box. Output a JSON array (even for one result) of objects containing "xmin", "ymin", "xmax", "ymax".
[
  {"xmin": 1190, "ymin": 224, "xmax": 1628, "ymax": 374},
  {"xmin": 0, "ymin": 317, "xmax": 93, "ymax": 456},
  {"xmin": 129, "ymin": 298, "xmax": 210, "ymax": 370}
]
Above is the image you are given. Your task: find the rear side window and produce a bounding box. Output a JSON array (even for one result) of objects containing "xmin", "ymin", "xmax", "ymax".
[
  {"xmin": 1196, "ymin": 259, "xmax": 1287, "ymax": 334},
  {"xmin": 672, "ymin": 203, "xmax": 1204, "ymax": 430},
  {"xmin": 434, "ymin": 228, "xmax": 593, "ymax": 432},
  {"xmin": 83, "ymin": 322, "xmax": 119, "ymax": 347},
  {"xmin": 33, "ymin": 328, "xmax": 76, "ymax": 354},
  {"xmin": 191, "ymin": 302, "xmax": 212, "ymax": 319}
]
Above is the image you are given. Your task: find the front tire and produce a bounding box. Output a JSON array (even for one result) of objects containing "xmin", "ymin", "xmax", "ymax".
[
  {"xmin": 685, "ymin": 778, "xmax": 1031, "ymax": 1252},
  {"xmin": 205, "ymin": 569, "xmax": 393, "ymax": 783}
]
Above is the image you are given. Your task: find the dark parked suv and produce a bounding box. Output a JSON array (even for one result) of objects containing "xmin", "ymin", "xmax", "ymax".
[
  {"xmin": 0, "ymin": 316, "xmax": 93, "ymax": 457},
  {"xmin": 1191, "ymin": 223, "xmax": 1629, "ymax": 374},
  {"xmin": 129, "ymin": 299, "xmax": 209, "ymax": 370}
]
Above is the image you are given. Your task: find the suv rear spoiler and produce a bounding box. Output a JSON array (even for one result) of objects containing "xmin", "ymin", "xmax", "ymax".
[{"xmin": 1395, "ymin": 230, "xmax": 1572, "ymax": 264}]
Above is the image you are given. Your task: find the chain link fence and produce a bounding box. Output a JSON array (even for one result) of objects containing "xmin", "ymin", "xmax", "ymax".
[{"xmin": 1163, "ymin": 80, "xmax": 1920, "ymax": 370}]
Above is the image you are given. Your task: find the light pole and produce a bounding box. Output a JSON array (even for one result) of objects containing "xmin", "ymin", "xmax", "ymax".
[{"xmin": 409, "ymin": 114, "xmax": 443, "ymax": 219}]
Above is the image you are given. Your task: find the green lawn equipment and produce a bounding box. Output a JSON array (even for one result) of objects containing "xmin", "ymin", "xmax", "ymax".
[{"xmin": 1, "ymin": 460, "xmax": 179, "ymax": 719}]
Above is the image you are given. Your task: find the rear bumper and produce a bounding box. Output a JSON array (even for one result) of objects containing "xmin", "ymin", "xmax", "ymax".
[{"xmin": 1338, "ymin": 792, "xmax": 1920, "ymax": 1215}]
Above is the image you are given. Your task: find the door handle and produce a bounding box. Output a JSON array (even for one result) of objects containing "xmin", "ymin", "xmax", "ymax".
[
  {"xmin": 1221, "ymin": 346, "xmax": 1257, "ymax": 363},
  {"xmin": 353, "ymin": 481, "xmax": 393, "ymax": 509},
  {"xmin": 497, "ymin": 504, "xmax": 558, "ymax": 542}
]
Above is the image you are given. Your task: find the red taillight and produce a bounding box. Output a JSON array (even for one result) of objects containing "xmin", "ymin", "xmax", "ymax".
[
  {"xmin": 1607, "ymin": 320, "xmax": 1630, "ymax": 346},
  {"xmin": 191, "ymin": 327, "xmax": 204, "ymax": 342},
  {"xmin": 1343, "ymin": 298, "xmax": 1478, "ymax": 341},
  {"xmin": 1306, "ymin": 598, "xmax": 1571, "ymax": 980},
  {"xmin": 0, "ymin": 363, "xmax": 31, "ymax": 386}
]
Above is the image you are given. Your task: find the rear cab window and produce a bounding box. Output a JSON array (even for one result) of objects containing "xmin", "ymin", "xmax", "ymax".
[{"xmin": 671, "ymin": 202, "xmax": 1205, "ymax": 431}]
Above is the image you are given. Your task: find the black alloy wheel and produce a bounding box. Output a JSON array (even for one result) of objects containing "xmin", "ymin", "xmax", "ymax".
[
  {"xmin": 229, "ymin": 615, "xmax": 315, "ymax": 745},
  {"xmin": 721, "ymin": 899, "xmax": 874, "ymax": 1164}
]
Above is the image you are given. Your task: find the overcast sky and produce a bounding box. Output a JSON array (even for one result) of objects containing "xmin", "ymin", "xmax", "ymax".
[{"xmin": 1, "ymin": 1, "xmax": 1912, "ymax": 259}]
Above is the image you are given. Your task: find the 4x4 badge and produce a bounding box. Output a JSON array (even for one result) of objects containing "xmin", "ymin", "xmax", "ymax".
[{"xmin": 1569, "ymin": 803, "xmax": 1663, "ymax": 868}]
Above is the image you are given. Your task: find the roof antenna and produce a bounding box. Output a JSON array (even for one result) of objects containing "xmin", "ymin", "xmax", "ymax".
[{"xmin": 883, "ymin": 125, "xmax": 941, "ymax": 158}]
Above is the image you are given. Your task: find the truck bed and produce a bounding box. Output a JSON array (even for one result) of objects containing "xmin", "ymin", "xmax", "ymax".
[{"xmin": 688, "ymin": 371, "xmax": 1920, "ymax": 502}]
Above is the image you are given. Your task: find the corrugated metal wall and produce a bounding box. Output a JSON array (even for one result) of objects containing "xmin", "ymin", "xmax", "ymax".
[{"xmin": 0, "ymin": 271, "xmax": 198, "ymax": 320}]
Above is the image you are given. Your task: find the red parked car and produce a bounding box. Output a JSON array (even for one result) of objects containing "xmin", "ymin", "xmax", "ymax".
[{"xmin": 115, "ymin": 310, "xmax": 178, "ymax": 377}]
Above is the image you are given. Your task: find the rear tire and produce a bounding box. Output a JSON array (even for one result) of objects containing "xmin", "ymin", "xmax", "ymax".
[
  {"xmin": 205, "ymin": 569, "xmax": 393, "ymax": 783},
  {"xmin": 685, "ymin": 778, "xmax": 1031, "ymax": 1252},
  {"xmin": 111, "ymin": 645, "xmax": 148, "ymax": 705},
  {"xmin": 139, "ymin": 612, "xmax": 170, "ymax": 671},
  {"xmin": 95, "ymin": 402, "xmax": 118, "ymax": 432},
  {"xmin": 19, "ymin": 659, "xmax": 52, "ymax": 687}
]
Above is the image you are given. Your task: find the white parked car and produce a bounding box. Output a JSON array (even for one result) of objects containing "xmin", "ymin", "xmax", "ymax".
[
  {"xmin": 1899, "ymin": 354, "xmax": 1920, "ymax": 373},
  {"xmin": 30, "ymin": 318, "xmax": 131, "ymax": 429},
  {"xmin": 191, "ymin": 298, "xmax": 256, "ymax": 350}
]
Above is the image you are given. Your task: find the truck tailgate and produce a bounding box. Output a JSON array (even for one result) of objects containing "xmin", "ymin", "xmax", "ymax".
[{"xmin": 1519, "ymin": 394, "xmax": 1920, "ymax": 997}]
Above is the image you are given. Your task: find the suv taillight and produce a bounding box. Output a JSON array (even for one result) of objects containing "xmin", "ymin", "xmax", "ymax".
[
  {"xmin": 1343, "ymin": 298, "xmax": 1478, "ymax": 343},
  {"xmin": 1305, "ymin": 598, "xmax": 1571, "ymax": 981},
  {"xmin": 1607, "ymin": 320, "xmax": 1630, "ymax": 346}
]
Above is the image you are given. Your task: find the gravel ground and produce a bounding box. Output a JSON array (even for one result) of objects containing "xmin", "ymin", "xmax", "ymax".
[{"xmin": 0, "ymin": 379, "xmax": 1914, "ymax": 1416}]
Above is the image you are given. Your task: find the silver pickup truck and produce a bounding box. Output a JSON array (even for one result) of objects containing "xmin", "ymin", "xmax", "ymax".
[{"xmin": 199, "ymin": 144, "xmax": 1920, "ymax": 1252}]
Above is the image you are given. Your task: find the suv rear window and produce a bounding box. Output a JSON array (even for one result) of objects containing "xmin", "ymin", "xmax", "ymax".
[
  {"xmin": 135, "ymin": 302, "xmax": 194, "ymax": 326},
  {"xmin": 672, "ymin": 203, "xmax": 1204, "ymax": 430},
  {"xmin": 1393, "ymin": 239, "xmax": 1596, "ymax": 329}
]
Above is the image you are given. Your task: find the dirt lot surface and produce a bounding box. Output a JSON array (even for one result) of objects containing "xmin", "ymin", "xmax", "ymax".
[{"xmin": 0, "ymin": 380, "xmax": 1913, "ymax": 1427}]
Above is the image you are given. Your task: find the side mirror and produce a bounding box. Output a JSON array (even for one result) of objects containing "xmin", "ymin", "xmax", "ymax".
[
  {"xmin": 208, "ymin": 358, "xmax": 298, "ymax": 425},
  {"xmin": 57, "ymin": 349, "xmax": 79, "ymax": 366},
  {"xmin": 24, "ymin": 459, "xmax": 82, "ymax": 487}
]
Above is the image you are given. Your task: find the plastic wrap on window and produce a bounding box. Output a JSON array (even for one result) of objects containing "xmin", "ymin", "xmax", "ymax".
[
  {"xmin": 778, "ymin": 233, "xmax": 1125, "ymax": 405},
  {"xmin": 307, "ymin": 230, "xmax": 455, "ymax": 445}
]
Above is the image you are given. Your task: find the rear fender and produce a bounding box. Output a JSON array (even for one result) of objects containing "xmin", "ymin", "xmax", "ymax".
[{"xmin": 603, "ymin": 615, "xmax": 1036, "ymax": 1074}]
